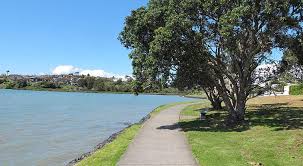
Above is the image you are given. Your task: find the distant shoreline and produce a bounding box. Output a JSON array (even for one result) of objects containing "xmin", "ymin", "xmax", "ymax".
[{"xmin": 0, "ymin": 87, "xmax": 205, "ymax": 98}]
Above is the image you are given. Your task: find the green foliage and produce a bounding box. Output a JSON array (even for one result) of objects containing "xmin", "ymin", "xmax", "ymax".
[
  {"xmin": 279, "ymin": 50, "xmax": 303, "ymax": 82},
  {"xmin": 5, "ymin": 81, "xmax": 16, "ymax": 89},
  {"xmin": 77, "ymin": 78, "xmax": 87, "ymax": 88},
  {"xmin": 0, "ymin": 75, "xmax": 189, "ymax": 94},
  {"xmin": 15, "ymin": 80, "xmax": 28, "ymax": 88},
  {"xmin": 281, "ymin": 50, "xmax": 301, "ymax": 69},
  {"xmin": 77, "ymin": 77, "xmax": 134, "ymax": 92},
  {"xmin": 157, "ymin": 87, "xmax": 179, "ymax": 94},
  {"xmin": 78, "ymin": 77, "xmax": 95, "ymax": 89},
  {"xmin": 86, "ymin": 77, "xmax": 95, "ymax": 89},
  {"xmin": 93, "ymin": 78, "xmax": 106, "ymax": 91},
  {"xmin": 119, "ymin": 0, "xmax": 303, "ymax": 123},
  {"xmin": 61, "ymin": 85, "xmax": 77, "ymax": 92},
  {"xmin": 281, "ymin": 33, "xmax": 303, "ymax": 65},
  {"xmin": 37, "ymin": 81, "xmax": 60, "ymax": 89},
  {"xmin": 0, "ymin": 78, "xmax": 6, "ymax": 84},
  {"xmin": 290, "ymin": 84, "xmax": 303, "ymax": 95}
]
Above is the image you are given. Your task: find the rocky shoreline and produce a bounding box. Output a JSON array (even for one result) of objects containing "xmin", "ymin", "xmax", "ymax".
[{"xmin": 66, "ymin": 110, "xmax": 152, "ymax": 166}]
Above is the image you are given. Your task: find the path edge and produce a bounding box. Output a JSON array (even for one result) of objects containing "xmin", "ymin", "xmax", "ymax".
[{"xmin": 178, "ymin": 104, "xmax": 202, "ymax": 166}]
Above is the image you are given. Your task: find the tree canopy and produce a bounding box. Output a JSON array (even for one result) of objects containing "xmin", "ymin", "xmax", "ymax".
[{"xmin": 120, "ymin": 0, "xmax": 303, "ymax": 124}]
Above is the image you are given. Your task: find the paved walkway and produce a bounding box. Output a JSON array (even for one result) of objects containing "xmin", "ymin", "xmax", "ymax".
[{"xmin": 117, "ymin": 104, "xmax": 198, "ymax": 166}]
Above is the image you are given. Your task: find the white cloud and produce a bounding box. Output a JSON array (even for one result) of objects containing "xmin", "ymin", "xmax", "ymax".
[
  {"xmin": 52, "ymin": 65, "xmax": 127, "ymax": 79},
  {"xmin": 52, "ymin": 65, "xmax": 81, "ymax": 75}
]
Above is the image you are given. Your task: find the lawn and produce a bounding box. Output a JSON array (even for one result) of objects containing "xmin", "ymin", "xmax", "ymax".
[{"xmin": 180, "ymin": 95, "xmax": 303, "ymax": 166}]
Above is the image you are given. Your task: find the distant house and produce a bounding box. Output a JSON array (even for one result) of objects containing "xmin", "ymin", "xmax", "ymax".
[
  {"xmin": 288, "ymin": 65, "xmax": 303, "ymax": 80},
  {"xmin": 252, "ymin": 63, "xmax": 295, "ymax": 96},
  {"xmin": 8, "ymin": 74, "xmax": 24, "ymax": 81}
]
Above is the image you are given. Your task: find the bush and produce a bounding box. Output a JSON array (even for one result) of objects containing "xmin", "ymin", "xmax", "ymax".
[
  {"xmin": 15, "ymin": 80, "xmax": 28, "ymax": 88},
  {"xmin": 77, "ymin": 77, "xmax": 95, "ymax": 90},
  {"xmin": 33, "ymin": 81, "xmax": 60, "ymax": 89},
  {"xmin": 5, "ymin": 81, "xmax": 16, "ymax": 89},
  {"xmin": 0, "ymin": 79, "xmax": 7, "ymax": 84},
  {"xmin": 42, "ymin": 82, "xmax": 59, "ymax": 89},
  {"xmin": 93, "ymin": 79, "xmax": 106, "ymax": 91},
  {"xmin": 290, "ymin": 83, "xmax": 303, "ymax": 95},
  {"xmin": 61, "ymin": 85, "xmax": 76, "ymax": 91},
  {"xmin": 161, "ymin": 87, "xmax": 180, "ymax": 94}
]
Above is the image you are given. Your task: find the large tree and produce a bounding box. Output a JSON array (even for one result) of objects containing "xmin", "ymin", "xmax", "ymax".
[
  {"xmin": 119, "ymin": 0, "xmax": 223, "ymax": 109},
  {"xmin": 120, "ymin": 0, "xmax": 303, "ymax": 124}
]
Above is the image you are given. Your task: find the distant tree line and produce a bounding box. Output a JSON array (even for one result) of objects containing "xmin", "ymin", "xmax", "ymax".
[
  {"xmin": 0, "ymin": 79, "xmax": 60, "ymax": 89},
  {"xmin": 77, "ymin": 76, "xmax": 133, "ymax": 92},
  {"xmin": 0, "ymin": 75, "xmax": 186, "ymax": 94}
]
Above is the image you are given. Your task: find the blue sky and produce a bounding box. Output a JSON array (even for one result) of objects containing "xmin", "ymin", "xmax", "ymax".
[
  {"xmin": 0, "ymin": 0, "xmax": 148, "ymax": 75},
  {"xmin": 0, "ymin": 0, "xmax": 282, "ymax": 76}
]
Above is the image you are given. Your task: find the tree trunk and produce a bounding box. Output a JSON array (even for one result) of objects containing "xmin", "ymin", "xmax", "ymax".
[
  {"xmin": 210, "ymin": 97, "xmax": 223, "ymax": 110},
  {"xmin": 227, "ymin": 95, "xmax": 246, "ymax": 125},
  {"xmin": 209, "ymin": 68, "xmax": 248, "ymax": 125},
  {"xmin": 203, "ymin": 87, "xmax": 223, "ymax": 110},
  {"xmin": 230, "ymin": 108, "xmax": 245, "ymax": 123}
]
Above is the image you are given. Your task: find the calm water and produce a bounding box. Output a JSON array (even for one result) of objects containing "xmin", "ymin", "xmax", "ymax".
[{"xmin": 0, "ymin": 89, "xmax": 195, "ymax": 166}]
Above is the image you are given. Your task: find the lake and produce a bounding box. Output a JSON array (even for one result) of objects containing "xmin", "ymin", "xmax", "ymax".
[{"xmin": 0, "ymin": 89, "xmax": 196, "ymax": 166}]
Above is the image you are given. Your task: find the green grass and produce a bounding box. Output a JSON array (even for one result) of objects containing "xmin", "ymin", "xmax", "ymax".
[
  {"xmin": 181, "ymin": 100, "xmax": 210, "ymax": 116},
  {"xmin": 180, "ymin": 96, "xmax": 303, "ymax": 166},
  {"xmin": 75, "ymin": 100, "xmax": 198, "ymax": 166},
  {"xmin": 290, "ymin": 84, "xmax": 303, "ymax": 95},
  {"xmin": 150, "ymin": 100, "xmax": 200, "ymax": 117},
  {"xmin": 76, "ymin": 124, "xmax": 141, "ymax": 166},
  {"xmin": 184, "ymin": 93, "xmax": 208, "ymax": 99}
]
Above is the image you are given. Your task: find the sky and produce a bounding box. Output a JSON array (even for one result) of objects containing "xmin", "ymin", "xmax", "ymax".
[
  {"xmin": 0, "ymin": 0, "xmax": 282, "ymax": 77},
  {"xmin": 0, "ymin": 0, "xmax": 148, "ymax": 76}
]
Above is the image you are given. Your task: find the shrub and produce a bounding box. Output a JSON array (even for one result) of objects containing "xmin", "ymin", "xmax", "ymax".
[
  {"xmin": 15, "ymin": 80, "xmax": 28, "ymax": 88},
  {"xmin": 5, "ymin": 81, "xmax": 16, "ymax": 89},
  {"xmin": 0, "ymin": 79, "xmax": 7, "ymax": 84},
  {"xmin": 290, "ymin": 83, "xmax": 303, "ymax": 95},
  {"xmin": 42, "ymin": 82, "xmax": 59, "ymax": 89},
  {"xmin": 33, "ymin": 81, "xmax": 60, "ymax": 89}
]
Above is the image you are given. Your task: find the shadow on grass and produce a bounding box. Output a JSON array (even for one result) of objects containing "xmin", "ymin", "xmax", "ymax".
[{"xmin": 157, "ymin": 103, "xmax": 303, "ymax": 132}]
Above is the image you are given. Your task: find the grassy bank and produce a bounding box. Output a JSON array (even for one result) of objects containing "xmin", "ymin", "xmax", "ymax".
[
  {"xmin": 180, "ymin": 95, "xmax": 303, "ymax": 166},
  {"xmin": 75, "ymin": 101, "xmax": 198, "ymax": 166},
  {"xmin": 76, "ymin": 124, "xmax": 141, "ymax": 166}
]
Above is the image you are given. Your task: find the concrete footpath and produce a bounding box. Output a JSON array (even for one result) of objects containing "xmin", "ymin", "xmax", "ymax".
[{"xmin": 117, "ymin": 104, "xmax": 198, "ymax": 166}]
